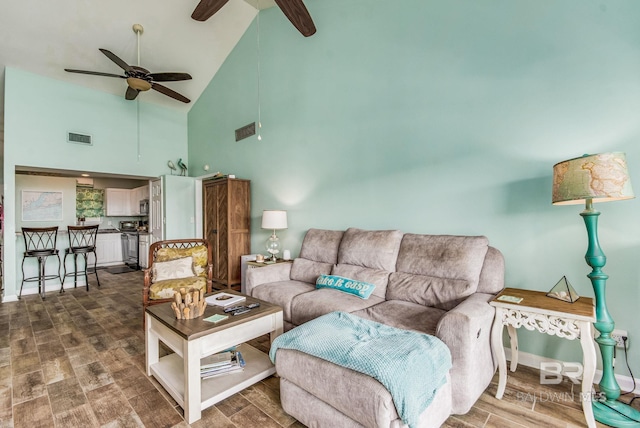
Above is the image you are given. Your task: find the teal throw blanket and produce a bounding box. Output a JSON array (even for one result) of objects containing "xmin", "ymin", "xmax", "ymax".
[{"xmin": 269, "ymin": 311, "xmax": 452, "ymax": 428}]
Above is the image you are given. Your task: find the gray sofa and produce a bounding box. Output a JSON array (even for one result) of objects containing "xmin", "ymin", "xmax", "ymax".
[{"xmin": 247, "ymin": 228, "xmax": 505, "ymax": 426}]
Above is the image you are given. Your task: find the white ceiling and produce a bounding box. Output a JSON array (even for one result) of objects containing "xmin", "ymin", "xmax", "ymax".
[{"xmin": 0, "ymin": 0, "xmax": 277, "ymax": 147}]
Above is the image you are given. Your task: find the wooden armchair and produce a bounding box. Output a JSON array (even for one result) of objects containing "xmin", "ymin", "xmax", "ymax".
[{"xmin": 143, "ymin": 239, "xmax": 213, "ymax": 324}]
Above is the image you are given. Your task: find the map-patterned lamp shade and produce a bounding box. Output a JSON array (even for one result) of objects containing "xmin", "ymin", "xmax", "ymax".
[{"xmin": 552, "ymin": 152, "xmax": 635, "ymax": 205}]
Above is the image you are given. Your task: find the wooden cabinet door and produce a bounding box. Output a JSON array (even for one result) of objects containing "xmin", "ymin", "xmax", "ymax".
[{"xmin": 203, "ymin": 178, "xmax": 250, "ymax": 286}]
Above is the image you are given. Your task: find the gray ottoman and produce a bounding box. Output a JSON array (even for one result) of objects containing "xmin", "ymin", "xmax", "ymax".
[{"xmin": 275, "ymin": 348, "xmax": 452, "ymax": 428}]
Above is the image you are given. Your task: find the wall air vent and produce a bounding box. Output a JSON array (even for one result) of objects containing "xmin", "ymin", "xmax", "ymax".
[
  {"xmin": 235, "ymin": 122, "xmax": 256, "ymax": 142},
  {"xmin": 67, "ymin": 132, "xmax": 93, "ymax": 146}
]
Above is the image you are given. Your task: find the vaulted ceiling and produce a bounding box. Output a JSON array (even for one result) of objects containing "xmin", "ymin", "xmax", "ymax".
[{"xmin": 0, "ymin": 0, "xmax": 278, "ymax": 148}]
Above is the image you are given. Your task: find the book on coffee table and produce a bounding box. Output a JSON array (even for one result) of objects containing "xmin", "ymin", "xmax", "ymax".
[{"xmin": 205, "ymin": 292, "xmax": 246, "ymax": 307}]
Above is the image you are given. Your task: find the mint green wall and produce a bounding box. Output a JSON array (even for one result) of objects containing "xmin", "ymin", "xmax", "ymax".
[
  {"xmin": 4, "ymin": 67, "xmax": 189, "ymax": 300},
  {"xmin": 189, "ymin": 1, "xmax": 640, "ymax": 378},
  {"xmin": 163, "ymin": 175, "xmax": 196, "ymax": 239}
]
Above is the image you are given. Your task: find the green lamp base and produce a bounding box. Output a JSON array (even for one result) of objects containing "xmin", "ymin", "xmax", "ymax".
[{"xmin": 593, "ymin": 399, "xmax": 640, "ymax": 427}]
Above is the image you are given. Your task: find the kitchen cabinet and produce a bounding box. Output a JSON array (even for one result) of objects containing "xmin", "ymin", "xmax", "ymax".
[
  {"xmin": 203, "ymin": 178, "xmax": 250, "ymax": 287},
  {"xmin": 105, "ymin": 185, "xmax": 149, "ymax": 216},
  {"xmin": 105, "ymin": 189, "xmax": 131, "ymax": 216},
  {"xmin": 139, "ymin": 233, "xmax": 150, "ymax": 269},
  {"xmin": 88, "ymin": 233, "xmax": 123, "ymax": 266}
]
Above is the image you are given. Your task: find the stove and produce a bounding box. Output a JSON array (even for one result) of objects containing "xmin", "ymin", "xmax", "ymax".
[{"xmin": 120, "ymin": 221, "xmax": 139, "ymax": 269}]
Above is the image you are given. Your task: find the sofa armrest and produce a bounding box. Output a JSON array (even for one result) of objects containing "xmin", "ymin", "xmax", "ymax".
[
  {"xmin": 246, "ymin": 263, "xmax": 293, "ymax": 296},
  {"xmin": 435, "ymin": 292, "xmax": 497, "ymax": 414}
]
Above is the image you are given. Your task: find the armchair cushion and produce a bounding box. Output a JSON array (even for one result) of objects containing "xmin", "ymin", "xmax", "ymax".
[
  {"xmin": 149, "ymin": 276, "xmax": 207, "ymax": 300},
  {"xmin": 151, "ymin": 257, "xmax": 195, "ymax": 283},
  {"xmin": 156, "ymin": 245, "xmax": 208, "ymax": 277}
]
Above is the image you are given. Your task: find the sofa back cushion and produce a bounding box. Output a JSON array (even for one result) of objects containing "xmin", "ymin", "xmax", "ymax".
[
  {"xmin": 290, "ymin": 258, "xmax": 333, "ymax": 284},
  {"xmin": 387, "ymin": 234, "xmax": 489, "ymax": 307},
  {"xmin": 299, "ymin": 229, "xmax": 345, "ymax": 264},
  {"xmin": 338, "ymin": 228, "xmax": 403, "ymax": 272}
]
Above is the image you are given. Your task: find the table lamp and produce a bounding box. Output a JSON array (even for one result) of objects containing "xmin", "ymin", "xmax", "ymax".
[
  {"xmin": 552, "ymin": 152, "xmax": 639, "ymax": 426},
  {"xmin": 261, "ymin": 210, "xmax": 287, "ymax": 262}
]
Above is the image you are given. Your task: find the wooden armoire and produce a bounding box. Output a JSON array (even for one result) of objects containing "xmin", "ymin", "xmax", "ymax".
[{"xmin": 202, "ymin": 178, "xmax": 250, "ymax": 287}]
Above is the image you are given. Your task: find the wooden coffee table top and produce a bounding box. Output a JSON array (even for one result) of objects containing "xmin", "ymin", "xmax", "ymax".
[{"xmin": 145, "ymin": 290, "xmax": 283, "ymax": 341}]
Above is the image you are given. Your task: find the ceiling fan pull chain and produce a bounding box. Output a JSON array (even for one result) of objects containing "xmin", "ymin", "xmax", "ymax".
[{"xmin": 256, "ymin": 0, "xmax": 262, "ymax": 141}]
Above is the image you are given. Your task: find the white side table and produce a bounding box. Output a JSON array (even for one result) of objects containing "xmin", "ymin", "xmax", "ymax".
[{"xmin": 490, "ymin": 288, "xmax": 597, "ymax": 428}]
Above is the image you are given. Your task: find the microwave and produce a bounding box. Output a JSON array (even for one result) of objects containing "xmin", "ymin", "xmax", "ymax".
[{"xmin": 140, "ymin": 199, "xmax": 149, "ymax": 215}]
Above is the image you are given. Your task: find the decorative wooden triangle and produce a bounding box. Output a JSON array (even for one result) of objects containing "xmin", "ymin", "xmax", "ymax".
[{"xmin": 547, "ymin": 276, "xmax": 580, "ymax": 303}]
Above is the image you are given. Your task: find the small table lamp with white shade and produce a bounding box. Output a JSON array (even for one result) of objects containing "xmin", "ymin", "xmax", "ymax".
[
  {"xmin": 552, "ymin": 152, "xmax": 639, "ymax": 427},
  {"xmin": 261, "ymin": 210, "xmax": 288, "ymax": 262}
]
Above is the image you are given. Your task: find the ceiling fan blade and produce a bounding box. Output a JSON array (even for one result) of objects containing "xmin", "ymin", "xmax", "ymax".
[
  {"xmin": 125, "ymin": 86, "xmax": 140, "ymax": 100},
  {"xmin": 149, "ymin": 72, "xmax": 193, "ymax": 82},
  {"xmin": 191, "ymin": 0, "xmax": 230, "ymax": 21},
  {"xmin": 273, "ymin": 0, "xmax": 316, "ymax": 37},
  {"xmin": 151, "ymin": 83, "xmax": 191, "ymax": 103},
  {"xmin": 64, "ymin": 69, "xmax": 126, "ymax": 79},
  {"xmin": 99, "ymin": 49, "xmax": 133, "ymax": 72}
]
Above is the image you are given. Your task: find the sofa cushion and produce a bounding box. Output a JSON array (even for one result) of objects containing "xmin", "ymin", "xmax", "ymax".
[
  {"xmin": 352, "ymin": 300, "xmax": 446, "ymax": 335},
  {"xmin": 388, "ymin": 234, "xmax": 489, "ymax": 306},
  {"xmin": 290, "ymin": 289, "xmax": 384, "ymax": 326},
  {"xmin": 337, "ymin": 228, "xmax": 403, "ymax": 272},
  {"xmin": 331, "ymin": 264, "xmax": 391, "ymax": 299},
  {"xmin": 316, "ymin": 274, "xmax": 376, "ymax": 299},
  {"xmin": 251, "ymin": 280, "xmax": 315, "ymax": 323},
  {"xmin": 290, "ymin": 258, "xmax": 333, "ymax": 284},
  {"xmin": 299, "ymin": 229, "xmax": 345, "ymax": 264}
]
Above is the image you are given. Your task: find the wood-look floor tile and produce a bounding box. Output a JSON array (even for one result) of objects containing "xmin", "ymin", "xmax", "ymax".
[
  {"xmin": 0, "ymin": 404, "xmax": 12, "ymax": 426},
  {"xmin": 59, "ymin": 331, "xmax": 87, "ymax": 349},
  {"xmin": 66, "ymin": 344, "xmax": 100, "ymax": 368},
  {"xmin": 0, "ymin": 349, "xmax": 9, "ymax": 368},
  {"xmin": 128, "ymin": 388, "xmax": 183, "ymax": 428},
  {"xmin": 8, "ymin": 327, "xmax": 32, "ymax": 343},
  {"xmin": 441, "ymin": 417, "xmax": 478, "ymax": 428},
  {"xmin": 10, "ymin": 351, "xmax": 41, "ymax": 377},
  {"xmin": 190, "ymin": 405, "xmax": 236, "ymax": 428},
  {"xmin": 484, "ymin": 413, "xmax": 528, "ymax": 427},
  {"xmin": 12, "ymin": 395, "xmax": 54, "ymax": 428},
  {"xmin": 53, "ymin": 403, "xmax": 100, "ymax": 427},
  {"xmin": 75, "ymin": 361, "xmax": 114, "ymax": 392},
  {"xmin": 0, "ymin": 365, "xmax": 10, "ymax": 389},
  {"xmin": 475, "ymin": 387, "xmax": 568, "ymax": 427},
  {"xmin": 111, "ymin": 365, "xmax": 155, "ymax": 399},
  {"xmin": 9, "ymin": 337, "xmax": 36, "ymax": 358},
  {"xmin": 12, "ymin": 371, "xmax": 46, "ymax": 405},
  {"xmin": 448, "ymin": 406, "xmax": 490, "ymax": 427},
  {"xmin": 240, "ymin": 385, "xmax": 296, "ymax": 427},
  {"xmin": 86, "ymin": 382, "xmax": 133, "ymax": 425},
  {"xmin": 42, "ymin": 356, "xmax": 74, "ymax": 384},
  {"xmin": 100, "ymin": 411, "xmax": 145, "ymax": 428},
  {"xmin": 228, "ymin": 403, "xmax": 282, "ymax": 428},
  {"xmin": 47, "ymin": 377, "xmax": 87, "ymax": 414},
  {"xmin": 37, "ymin": 340, "xmax": 66, "ymax": 362},
  {"xmin": 88, "ymin": 333, "xmax": 117, "ymax": 352},
  {"xmin": 215, "ymin": 393, "xmax": 252, "ymax": 417},
  {"xmin": 99, "ymin": 348, "xmax": 135, "ymax": 374},
  {"xmin": 0, "ymin": 386, "xmax": 11, "ymax": 410}
]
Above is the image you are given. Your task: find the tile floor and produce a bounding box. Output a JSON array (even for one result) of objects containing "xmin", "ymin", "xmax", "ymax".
[{"xmin": 0, "ymin": 269, "xmax": 638, "ymax": 427}]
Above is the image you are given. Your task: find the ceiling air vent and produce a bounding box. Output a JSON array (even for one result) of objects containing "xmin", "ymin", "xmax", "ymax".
[{"xmin": 68, "ymin": 132, "xmax": 93, "ymax": 146}]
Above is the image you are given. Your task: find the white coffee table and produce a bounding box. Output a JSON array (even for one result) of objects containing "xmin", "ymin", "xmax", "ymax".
[{"xmin": 145, "ymin": 291, "xmax": 284, "ymax": 424}]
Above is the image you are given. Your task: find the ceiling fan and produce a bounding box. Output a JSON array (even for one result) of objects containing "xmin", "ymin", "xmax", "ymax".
[
  {"xmin": 64, "ymin": 24, "xmax": 192, "ymax": 103},
  {"xmin": 192, "ymin": 0, "xmax": 316, "ymax": 37}
]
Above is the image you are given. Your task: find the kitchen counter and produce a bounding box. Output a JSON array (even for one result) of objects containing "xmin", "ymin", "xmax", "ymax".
[{"xmin": 98, "ymin": 228, "xmax": 122, "ymax": 234}]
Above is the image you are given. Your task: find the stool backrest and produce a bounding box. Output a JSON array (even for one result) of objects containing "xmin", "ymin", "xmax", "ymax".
[
  {"xmin": 67, "ymin": 225, "xmax": 99, "ymax": 249},
  {"xmin": 22, "ymin": 227, "xmax": 59, "ymax": 252}
]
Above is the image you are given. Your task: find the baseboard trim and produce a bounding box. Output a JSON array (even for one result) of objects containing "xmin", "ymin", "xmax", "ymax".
[{"xmin": 505, "ymin": 348, "xmax": 640, "ymax": 395}]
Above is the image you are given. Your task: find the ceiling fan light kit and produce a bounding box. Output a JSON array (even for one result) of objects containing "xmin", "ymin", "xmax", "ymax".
[{"xmin": 64, "ymin": 23, "xmax": 192, "ymax": 103}]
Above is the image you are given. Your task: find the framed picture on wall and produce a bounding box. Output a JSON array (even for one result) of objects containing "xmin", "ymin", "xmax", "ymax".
[{"xmin": 21, "ymin": 190, "xmax": 63, "ymax": 221}]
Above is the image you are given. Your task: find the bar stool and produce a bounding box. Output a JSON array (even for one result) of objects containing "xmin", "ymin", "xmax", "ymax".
[
  {"xmin": 20, "ymin": 226, "xmax": 61, "ymax": 299},
  {"xmin": 60, "ymin": 225, "xmax": 100, "ymax": 292}
]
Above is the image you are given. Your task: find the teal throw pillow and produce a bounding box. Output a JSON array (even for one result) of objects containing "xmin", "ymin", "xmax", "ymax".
[{"xmin": 316, "ymin": 274, "xmax": 376, "ymax": 299}]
